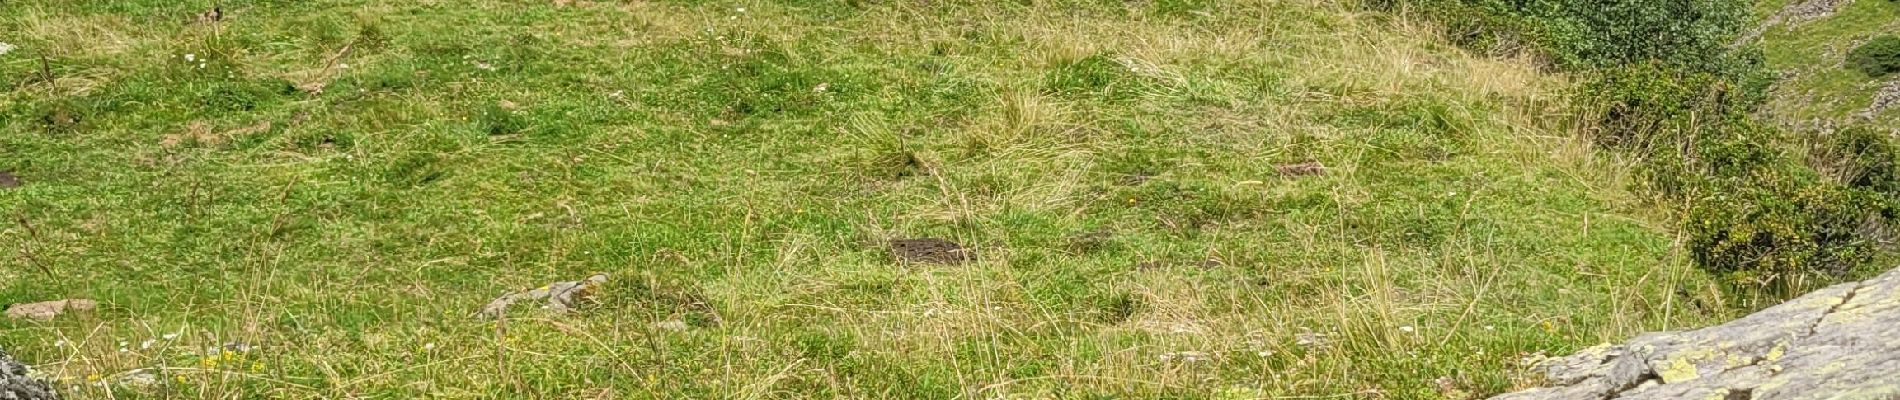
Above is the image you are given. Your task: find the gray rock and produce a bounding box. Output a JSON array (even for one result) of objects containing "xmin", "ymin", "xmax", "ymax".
[
  {"xmin": 1491, "ymin": 268, "xmax": 1900, "ymax": 399},
  {"xmin": 478, "ymin": 273, "xmax": 609, "ymax": 319},
  {"xmin": 1, "ymin": 348, "xmax": 56, "ymax": 400}
]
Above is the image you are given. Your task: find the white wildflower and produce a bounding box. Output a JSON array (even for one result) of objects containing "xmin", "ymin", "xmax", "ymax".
[
  {"xmin": 0, "ymin": 42, "xmax": 15, "ymax": 56},
  {"xmin": 184, "ymin": 53, "xmax": 196, "ymax": 62},
  {"xmin": 1399, "ymin": 326, "xmax": 1415, "ymax": 333}
]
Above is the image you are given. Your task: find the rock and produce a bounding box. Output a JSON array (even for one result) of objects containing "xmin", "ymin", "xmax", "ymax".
[
  {"xmin": 113, "ymin": 369, "xmax": 157, "ymax": 388},
  {"xmin": 478, "ymin": 273, "xmax": 608, "ymax": 319},
  {"xmin": 5, "ymin": 299, "xmax": 97, "ymax": 321},
  {"xmin": 1, "ymin": 348, "xmax": 56, "ymax": 400},
  {"xmin": 1490, "ymin": 268, "xmax": 1900, "ymax": 399},
  {"xmin": 1859, "ymin": 79, "xmax": 1899, "ymax": 119}
]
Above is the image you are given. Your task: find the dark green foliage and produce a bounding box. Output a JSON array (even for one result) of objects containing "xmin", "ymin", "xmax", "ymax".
[
  {"xmin": 1376, "ymin": 0, "xmax": 1750, "ymax": 74},
  {"xmin": 1573, "ymin": 65, "xmax": 1884, "ymax": 294},
  {"xmin": 1687, "ymin": 174, "xmax": 1879, "ymax": 290},
  {"xmin": 1815, "ymin": 126, "xmax": 1900, "ymax": 193},
  {"xmin": 1847, "ymin": 35, "xmax": 1900, "ymax": 78}
]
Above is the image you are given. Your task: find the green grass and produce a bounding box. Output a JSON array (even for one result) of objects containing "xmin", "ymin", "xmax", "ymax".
[
  {"xmin": 1, "ymin": 1, "xmax": 1728, "ymax": 398},
  {"xmin": 1756, "ymin": 0, "xmax": 1900, "ymax": 124}
]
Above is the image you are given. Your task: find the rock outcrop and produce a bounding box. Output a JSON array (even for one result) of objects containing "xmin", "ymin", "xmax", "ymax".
[
  {"xmin": 1, "ymin": 348, "xmax": 55, "ymax": 400},
  {"xmin": 1491, "ymin": 268, "xmax": 1900, "ymax": 399}
]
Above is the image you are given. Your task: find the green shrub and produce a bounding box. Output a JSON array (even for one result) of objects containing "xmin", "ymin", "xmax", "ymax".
[
  {"xmin": 1814, "ymin": 126, "xmax": 1900, "ymax": 193},
  {"xmin": 1372, "ymin": 0, "xmax": 1899, "ymax": 295},
  {"xmin": 1373, "ymin": 0, "xmax": 1750, "ymax": 74},
  {"xmin": 1847, "ymin": 35, "xmax": 1900, "ymax": 78},
  {"xmin": 1688, "ymin": 178, "xmax": 1878, "ymax": 292}
]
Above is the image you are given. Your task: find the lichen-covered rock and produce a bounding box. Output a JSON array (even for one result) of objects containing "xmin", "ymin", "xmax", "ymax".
[
  {"xmin": 1, "ymin": 348, "xmax": 56, "ymax": 400},
  {"xmin": 1491, "ymin": 268, "xmax": 1900, "ymax": 399}
]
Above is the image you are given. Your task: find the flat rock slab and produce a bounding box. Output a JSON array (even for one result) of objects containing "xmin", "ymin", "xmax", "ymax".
[
  {"xmin": 4, "ymin": 299, "xmax": 97, "ymax": 321},
  {"xmin": 890, "ymin": 238, "xmax": 971, "ymax": 265},
  {"xmin": 1491, "ymin": 267, "xmax": 1900, "ymax": 399}
]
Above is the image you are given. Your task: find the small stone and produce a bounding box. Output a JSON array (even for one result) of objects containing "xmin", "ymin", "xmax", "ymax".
[
  {"xmin": 116, "ymin": 369, "xmax": 157, "ymax": 387},
  {"xmin": 5, "ymin": 299, "xmax": 98, "ymax": 320}
]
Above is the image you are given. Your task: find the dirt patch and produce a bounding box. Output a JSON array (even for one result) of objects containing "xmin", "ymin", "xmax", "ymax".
[
  {"xmin": 890, "ymin": 238, "xmax": 971, "ymax": 265},
  {"xmin": 0, "ymin": 171, "xmax": 19, "ymax": 189}
]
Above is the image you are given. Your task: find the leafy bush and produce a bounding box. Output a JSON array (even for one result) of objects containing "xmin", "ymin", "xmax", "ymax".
[
  {"xmin": 1814, "ymin": 126, "xmax": 1900, "ymax": 193},
  {"xmin": 1371, "ymin": 0, "xmax": 1750, "ymax": 74},
  {"xmin": 1688, "ymin": 177, "xmax": 1879, "ymax": 292},
  {"xmin": 1847, "ymin": 35, "xmax": 1900, "ymax": 78}
]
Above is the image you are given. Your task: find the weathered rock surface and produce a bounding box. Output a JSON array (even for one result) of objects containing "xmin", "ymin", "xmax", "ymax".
[
  {"xmin": 1491, "ymin": 268, "xmax": 1900, "ymax": 399},
  {"xmin": 4, "ymin": 299, "xmax": 97, "ymax": 321},
  {"xmin": 1, "ymin": 348, "xmax": 56, "ymax": 400},
  {"xmin": 478, "ymin": 273, "xmax": 608, "ymax": 318}
]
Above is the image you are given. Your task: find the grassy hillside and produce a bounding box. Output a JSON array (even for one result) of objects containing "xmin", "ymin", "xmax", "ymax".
[
  {"xmin": 1754, "ymin": 0, "xmax": 1900, "ymax": 125},
  {"xmin": 1, "ymin": 1, "xmax": 1726, "ymax": 398}
]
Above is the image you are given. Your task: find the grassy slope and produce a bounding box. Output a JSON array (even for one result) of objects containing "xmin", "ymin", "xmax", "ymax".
[
  {"xmin": 1755, "ymin": 0, "xmax": 1900, "ymax": 125},
  {"xmin": 1, "ymin": 1, "xmax": 1724, "ymax": 398}
]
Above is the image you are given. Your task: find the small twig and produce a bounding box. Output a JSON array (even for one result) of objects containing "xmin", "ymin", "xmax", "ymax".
[{"xmin": 15, "ymin": 215, "xmax": 54, "ymax": 275}]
